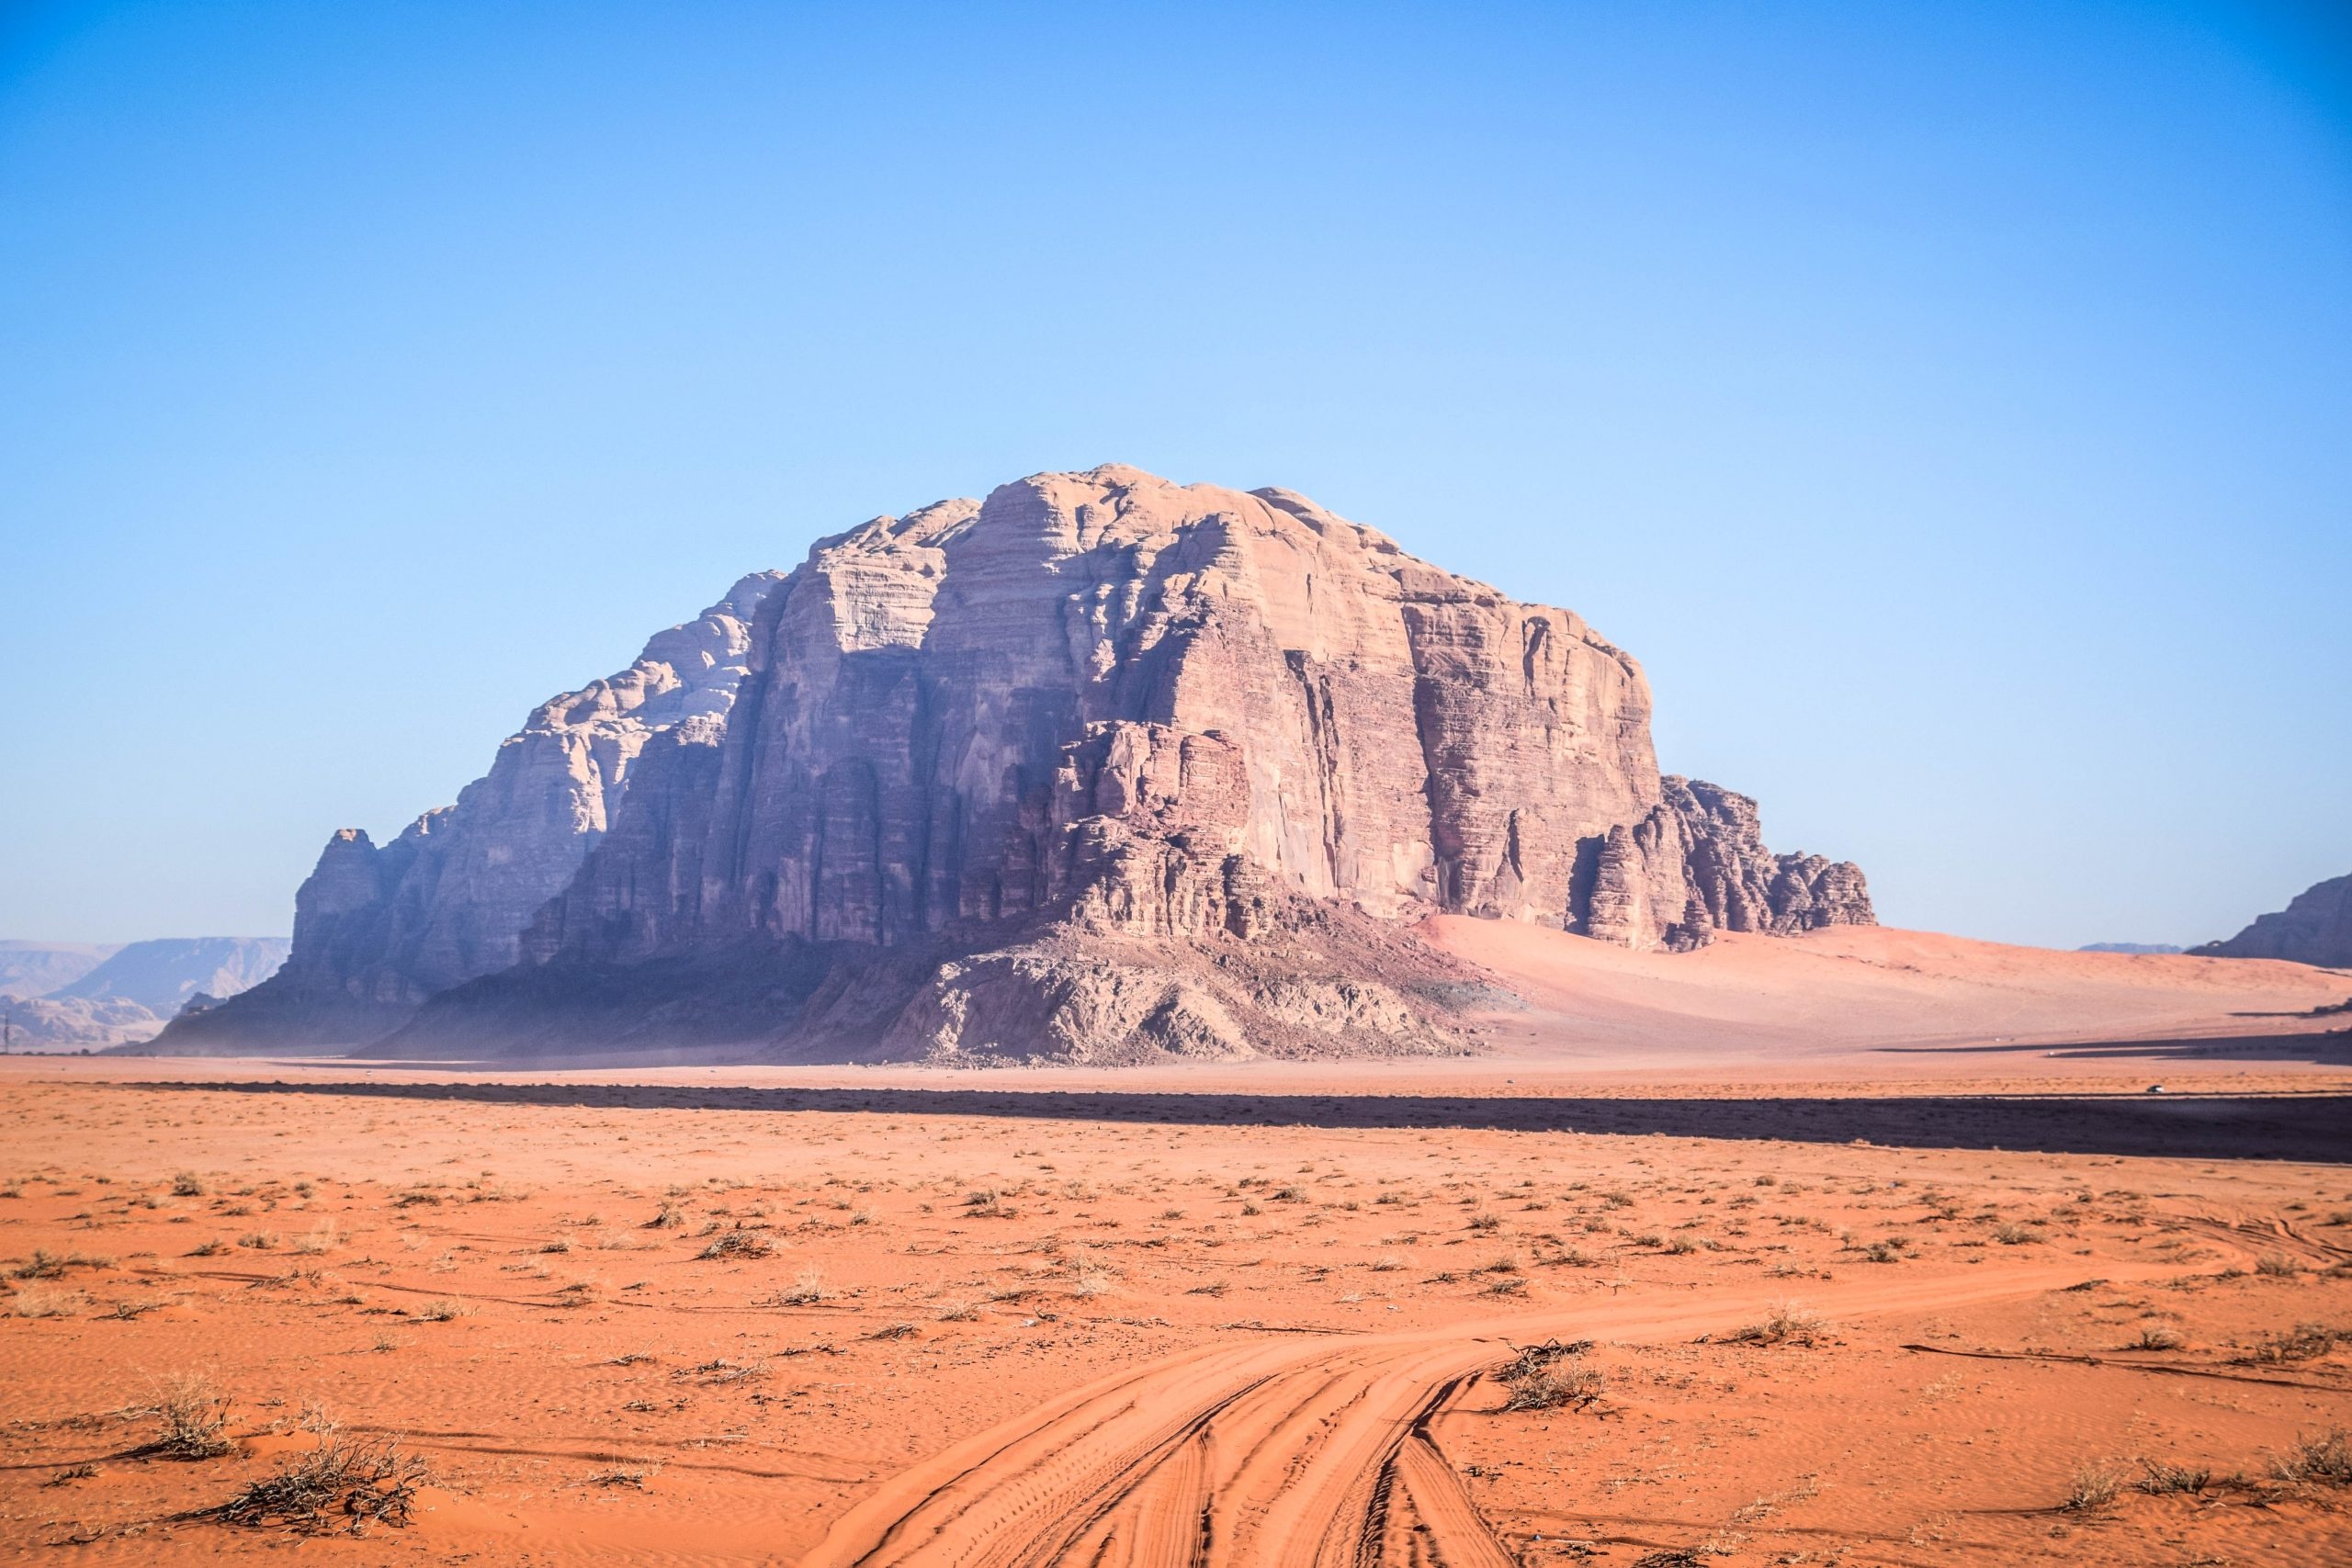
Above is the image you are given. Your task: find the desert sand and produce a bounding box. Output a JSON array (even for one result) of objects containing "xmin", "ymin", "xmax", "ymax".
[{"xmin": 3, "ymin": 926, "xmax": 2347, "ymax": 1564}]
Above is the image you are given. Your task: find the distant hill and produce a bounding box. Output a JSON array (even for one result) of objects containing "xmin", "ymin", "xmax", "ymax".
[
  {"xmin": 2077, "ymin": 942, "xmax": 2183, "ymax": 955},
  {"xmin": 1, "ymin": 937, "xmax": 288, "ymax": 1052},
  {"xmin": 47, "ymin": 937, "xmax": 290, "ymax": 1014},
  {"xmin": 0, "ymin": 941, "xmax": 121, "ymax": 1000}
]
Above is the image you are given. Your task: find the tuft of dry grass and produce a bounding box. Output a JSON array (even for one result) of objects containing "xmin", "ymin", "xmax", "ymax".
[
  {"xmin": 2136, "ymin": 1460, "xmax": 2211, "ymax": 1495},
  {"xmin": 11, "ymin": 1283, "xmax": 85, "ymax": 1318},
  {"xmin": 148, "ymin": 1372, "xmax": 235, "ymax": 1460},
  {"xmin": 2062, "ymin": 1461, "xmax": 2123, "ymax": 1513},
  {"xmin": 1731, "ymin": 1302, "xmax": 1826, "ymax": 1348},
  {"xmin": 2255, "ymin": 1252, "xmax": 2301, "ymax": 1278},
  {"xmin": 412, "ymin": 1298, "xmax": 469, "ymax": 1323}
]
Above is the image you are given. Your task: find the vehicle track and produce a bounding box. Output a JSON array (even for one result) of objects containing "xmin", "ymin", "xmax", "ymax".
[{"xmin": 800, "ymin": 1262, "xmax": 2119, "ymax": 1568}]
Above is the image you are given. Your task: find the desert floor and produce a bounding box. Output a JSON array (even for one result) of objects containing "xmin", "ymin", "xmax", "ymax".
[{"xmin": 4, "ymin": 927, "xmax": 2349, "ymax": 1565}]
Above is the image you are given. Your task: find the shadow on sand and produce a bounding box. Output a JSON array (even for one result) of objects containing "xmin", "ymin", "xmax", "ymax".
[{"xmin": 128, "ymin": 1078, "xmax": 2352, "ymax": 1164}]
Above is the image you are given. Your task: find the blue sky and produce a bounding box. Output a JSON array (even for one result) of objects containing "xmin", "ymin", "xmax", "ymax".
[{"xmin": 2, "ymin": 1, "xmax": 2346, "ymax": 949}]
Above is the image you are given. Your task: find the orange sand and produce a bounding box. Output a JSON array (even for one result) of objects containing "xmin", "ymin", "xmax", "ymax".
[{"xmin": 2, "ymin": 927, "xmax": 2348, "ymax": 1564}]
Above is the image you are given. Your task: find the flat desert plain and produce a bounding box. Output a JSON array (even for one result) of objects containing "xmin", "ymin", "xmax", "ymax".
[{"xmin": 4, "ymin": 924, "xmax": 2349, "ymax": 1566}]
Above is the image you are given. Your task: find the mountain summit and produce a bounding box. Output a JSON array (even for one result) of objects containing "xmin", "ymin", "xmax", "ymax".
[{"xmin": 162, "ymin": 468, "xmax": 1869, "ymax": 1062}]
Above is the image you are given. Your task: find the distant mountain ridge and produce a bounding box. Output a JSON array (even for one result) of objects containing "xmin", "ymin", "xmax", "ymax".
[
  {"xmin": 0, "ymin": 941, "xmax": 120, "ymax": 1000},
  {"xmin": 1, "ymin": 938, "xmax": 288, "ymax": 1051},
  {"xmin": 2077, "ymin": 942, "xmax": 2183, "ymax": 955}
]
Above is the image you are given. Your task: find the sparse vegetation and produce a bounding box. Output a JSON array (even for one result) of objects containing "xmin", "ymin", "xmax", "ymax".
[
  {"xmin": 148, "ymin": 1371, "xmax": 235, "ymax": 1460},
  {"xmin": 2271, "ymin": 1427, "xmax": 2352, "ymax": 1488},
  {"xmin": 214, "ymin": 1434, "xmax": 427, "ymax": 1534},
  {"xmin": 1498, "ymin": 1341, "xmax": 1603, "ymax": 1411},
  {"xmin": 2136, "ymin": 1460, "xmax": 2211, "ymax": 1495},
  {"xmin": 2063, "ymin": 1461, "xmax": 2122, "ymax": 1513},
  {"xmin": 1732, "ymin": 1302, "xmax": 1826, "ymax": 1347},
  {"xmin": 698, "ymin": 1229, "xmax": 775, "ymax": 1260}
]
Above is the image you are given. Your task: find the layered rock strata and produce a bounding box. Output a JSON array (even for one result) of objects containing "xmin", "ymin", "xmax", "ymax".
[
  {"xmin": 166, "ymin": 468, "xmax": 1871, "ymax": 1060},
  {"xmin": 159, "ymin": 574, "xmax": 782, "ymax": 1046}
]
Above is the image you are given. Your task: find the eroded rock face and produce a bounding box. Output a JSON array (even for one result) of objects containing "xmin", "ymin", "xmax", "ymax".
[
  {"xmin": 161, "ymin": 574, "xmax": 783, "ymax": 1047},
  {"xmin": 2193, "ymin": 874, "xmax": 2352, "ymax": 969},
  {"xmin": 174, "ymin": 468, "xmax": 1872, "ymax": 1059}
]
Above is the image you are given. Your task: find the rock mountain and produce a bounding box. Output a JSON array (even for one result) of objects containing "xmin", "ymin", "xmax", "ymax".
[
  {"xmin": 160, "ymin": 468, "xmax": 1871, "ymax": 1062},
  {"xmin": 2193, "ymin": 873, "xmax": 2352, "ymax": 970}
]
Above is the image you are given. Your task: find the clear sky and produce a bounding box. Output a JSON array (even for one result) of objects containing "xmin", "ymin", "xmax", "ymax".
[{"xmin": 2, "ymin": 1, "xmax": 2346, "ymax": 951}]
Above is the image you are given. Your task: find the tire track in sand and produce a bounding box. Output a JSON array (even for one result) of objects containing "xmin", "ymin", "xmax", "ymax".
[{"xmin": 800, "ymin": 1262, "xmax": 2117, "ymax": 1568}]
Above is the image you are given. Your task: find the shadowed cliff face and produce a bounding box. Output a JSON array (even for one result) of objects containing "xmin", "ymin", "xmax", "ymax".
[
  {"xmin": 2194, "ymin": 873, "xmax": 2352, "ymax": 969},
  {"xmin": 163, "ymin": 467, "xmax": 1871, "ymax": 1061}
]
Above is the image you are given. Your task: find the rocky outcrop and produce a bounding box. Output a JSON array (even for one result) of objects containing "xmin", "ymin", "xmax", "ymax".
[
  {"xmin": 160, "ymin": 575, "xmax": 783, "ymax": 1048},
  {"xmin": 2193, "ymin": 874, "xmax": 2352, "ymax": 969},
  {"xmin": 172, "ymin": 467, "xmax": 1872, "ymax": 1061}
]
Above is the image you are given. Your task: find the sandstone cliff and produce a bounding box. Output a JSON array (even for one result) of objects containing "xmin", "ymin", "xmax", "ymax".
[
  {"xmin": 159, "ymin": 574, "xmax": 782, "ymax": 1047},
  {"xmin": 2192, "ymin": 873, "xmax": 2352, "ymax": 969},
  {"xmin": 170, "ymin": 468, "xmax": 1871, "ymax": 1061}
]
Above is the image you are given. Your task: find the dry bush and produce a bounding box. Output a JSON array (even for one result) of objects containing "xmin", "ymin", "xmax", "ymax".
[
  {"xmin": 2131, "ymin": 1325, "xmax": 2186, "ymax": 1351},
  {"xmin": 1498, "ymin": 1341, "xmax": 1602, "ymax": 1412},
  {"xmin": 1991, "ymin": 1223, "xmax": 2039, "ymax": 1245},
  {"xmin": 2255, "ymin": 1253, "xmax": 2301, "ymax": 1278},
  {"xmin": 2063, "ymin": 1461, "xmax": 2123, "ymax": 1512},
  {"xmin": 1732, "ymin": 1302, "xmax": 1826, "ymax": 1348},
  {"xmin": 2271, "ymin": 1427, "xmax": 2352, "ymax": 1488},
  {"xmin": 2235, "ymin": 1322, "xmax": 2346, "ymax": 1364},
  {"xmin": 697, "ymin": 1229, "xmax": 775, "ymax": 1260},
  {"xmin": 2136, "ymin": 1460, "xmax": 2211, "ymax": 1495},
  {"xmin": 215, "ymin": 1434, "xmax": 426, "ymax": 1534},
  {"xmin": 149, "ymin": 1372, "xmax": 235, "ymax": 1460},
  {"xmin": 776, "ymin": 1267, "xmax": 830, "ymax": 1305},
  {"xmin": 11, "ymin": 1283, "xmax": 85, "ymax": 1318},
  {"xmin": 172, "ymin": 1172, "xmax": 207, "ymax": 1197},
  {"xmin": 291, "ymin": 1225, "xmax": 341, "ymax": 1256},
  {"xmin": 412, "ymin": 1298, "xmax": 469, "ymax": 1322}
]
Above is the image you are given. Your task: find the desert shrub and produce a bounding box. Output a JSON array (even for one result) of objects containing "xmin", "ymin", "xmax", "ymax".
[
  {"xmin": 1498, "ymin": 1341, "xmax": 1602, "ymax": 1412},
  {"xmin": 2271, "ymin": 1427, "xmax": 2352, "ymax": 1487},
  {"xmin": 10, "ymin": 1283, "xmax": 84, "ymax": 1318},
  {"xmin": 13, "ymin": 1249, "xmax": 64, "ymax": 1280},
  {"xmin": 1991, "ymin": 1224, "xmax": 2039, "ymax": 1246},
  {"xmin": 149, "ymin": 1372, "xmax": 234, "ymax": 1460},
  {"xmin": 1732, "ymin": 1302, "xmax": 1826, "ymax": 1348},
  {"xmin": 2136, "ymin": 1460, "xmax": 2211, "ymax": 1495},
  {"xmin": 698, "ymin": 1229, "xmax": 774, "ymax": 1260},
  {"xmin": 291, "ymin": 1225, "xmax": 341, "ymax": 1256},
  {"xmin": 776, "ymin": 1267, "xmax": 830, "ymax": 1305},
  {"xmin": 171, "ymin": 1172, "xmax": 207, "ymax": 1197},
  {"xmin": 2235, "ymin": 1322, "xmax": 2344, "ymax": 1364},
  {"xmin": 2132, "ymin": 1325, "xmax": 2185, "ymax": 1351},
  {"xmin": 412, "ymin": 1298, "xmax": 469, "ymax": 1322},
  {"xmin": 215, "ymin": 1434, "xmax": 426, "ymax": 1534},
  {"xmin": 2063, "ymin": 1461, "xmax": 2122, "ymax": 1512},
  {"xmin": 2255, "ymin": 1253, "xmax": 2301, "ymax": 1278}
]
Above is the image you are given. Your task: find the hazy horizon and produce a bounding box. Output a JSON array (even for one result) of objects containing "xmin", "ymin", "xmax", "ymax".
[{"xmin": 4, "ymin": 2, "xmax": 2347, "ymax": 952}]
